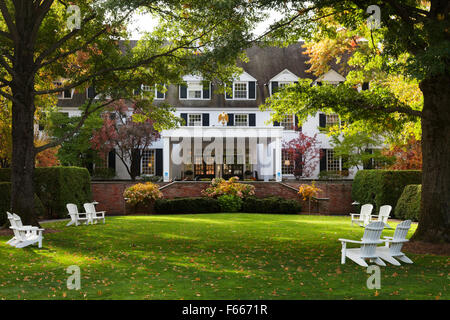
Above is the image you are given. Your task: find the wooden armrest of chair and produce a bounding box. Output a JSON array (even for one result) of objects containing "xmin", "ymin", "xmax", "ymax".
[
  {"xmin": 350, "ymin": 214, "xmax": 360, "ymax": 218},
  {"xmin": 338, "ymin": 238, "xmax": 363, "ymax": 244}
]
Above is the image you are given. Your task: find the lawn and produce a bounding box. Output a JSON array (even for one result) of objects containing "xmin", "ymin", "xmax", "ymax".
[{"xmin": 0, "ymin": 214, "xmax": 448, "ymax": 300}]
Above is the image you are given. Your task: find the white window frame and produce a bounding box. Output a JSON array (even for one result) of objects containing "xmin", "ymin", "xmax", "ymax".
[
  {"xmin": 282, "ymin": 149, "xmax": 295, "ymax": 175},
  {"xmin": 141, "ymin": 84, "xmax": 165, "ymax": 100},
  {"xmin": 326, "ymin": 113, "xmax": 340, "ymax": 127},
  {"xmin": 234, "ymin": 113, "xmax": 249, "ymax": 127},
  {"xmin": 54, "ymin": 82, "xmax": 74, "ymax": 99},
  {"xmin": 141, "ymin": 149, "xmax": 156, "ymax": 175},
  {"xmin": 179, "ymin": 81, "xmax": 211, "ymax": 100},
  {"xmin": 271, "ymin": 81, "xmax": 292, "ymax": 96},
  {"xmin": 281, "ymin": 114, "xmax": 295, "ymax": 131},
  {"xmin": 188, "ymin": 113, "xmax": 202, "ymax": 127},
  {"xmin": 326, "ymin": 149, "xmax": 342, "ymax": 171},
  {"xmin": 226, "ymin": 81, "xmax": 252, "ymax": 100}
]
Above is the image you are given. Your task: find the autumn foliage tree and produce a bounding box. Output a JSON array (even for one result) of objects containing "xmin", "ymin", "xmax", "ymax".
[
  {"xmin": 283, "ymin": 132, "xmax": 323, "ymax": 179},
  {"xmin": 383, "ymin": 137, "xmax": 422, "ymax": 170},
  {"xmin": 91, "ymin": 100, "xmax": 161, "ymax": 180}
]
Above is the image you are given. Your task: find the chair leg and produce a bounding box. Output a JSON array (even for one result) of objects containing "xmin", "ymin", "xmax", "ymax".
[
  {"xmin": 341, "ymin": 242, "xmax": 346, "ymax": 264},
  {"xmin": 396, "ymin": 254, "xmax": 413, "ymax": 264}
]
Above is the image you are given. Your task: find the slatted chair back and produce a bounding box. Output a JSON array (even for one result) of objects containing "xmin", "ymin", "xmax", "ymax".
[
  {"xmin": 12, "ymin": 213, "xmax": 24, "ymax": 228},
  {"xmin": 67, "ymin": 203, "xmax": 79, "ymax": 216},
  {"xmin": 360, "ymin": 204, "xmax": 373, "ymax": 226},
  {"xmin": 83, "ymin": 202, "xmax": 95, "ymax": 214},
  {"xmin": 7, "ymin": 212, "xmax": 16, "ymax": 227},
  {"xmin": 377, "ymin": 205, "xmax": 392, "ymax": 223},
  {"xmin": 360, "ymin": 221, "xmax": 385, "ymax": 258},
  {"xmin": 389, "ymin": 220, "xmax": 412, "ymax": 255}
]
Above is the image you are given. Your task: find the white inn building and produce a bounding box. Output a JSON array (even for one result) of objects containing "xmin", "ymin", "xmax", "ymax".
[{"xmin": 55, "ymin": 43, "xmax": 375, "ymax": 182}]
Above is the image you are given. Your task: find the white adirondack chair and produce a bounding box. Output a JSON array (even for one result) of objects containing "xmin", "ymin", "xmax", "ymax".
[
  {"xmin": 371, "ymin": 205, "xmax": 393, "ymax": 229},
  {"xmin": 339, "ymin": 221, "xmax": 386, "ymax": 267},
  {"xmin": 376, "ymin": 220, "xmax": 413, "ymax": 266},
  {"xmin": 66, "ymin": 203, "xmax": 89, "ymax": 226},
  {"xmin": 83, "ymin": 202, "xmax": 106, "ymax": 225},
  {"xmin": 7, "ymin": 212, "xmax": 44, "ymax": 248},
  {"xmin": 350, "ymin": 204, "xmax": 373, "ymax": 227}
]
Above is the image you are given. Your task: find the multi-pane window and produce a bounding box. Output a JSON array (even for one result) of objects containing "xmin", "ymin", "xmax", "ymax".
[
  {"xmin": 187, "ymin": 81, "xmax": 203, "ymax": 99},
  {"xmin": 281, "ymin": 114, "xmax": 295, "ymax": 131},
  {"xmin": 326, "ymin": 149, "xmax": 341, "ymax": 171},
  {"xmin": 282, "ymin": 149, "xmax": 295, "ymax": 175},
  {"xmin": 233, "ymin": 82, "xmax": 247, "ymax": 99},
  {"xmin": 188, "ymin": 114, "xmax": 202, "ymax": 126},
  {"xmin": 142, "ymin": 85, "xmax": 152, "ymax": 92},
  {"xmin": 326, "ymin": 114, "xmax": 340, "ymax": 127},
  {"xmin": 141, "ymin": 150, "xmax": 155, "ymax": 175},
  {"xmin": 54, "ymin": 82, "xmax": 73, "ymax": 99},
  {"xmin": 235, "ymin": 114, "xmax": 248, "ymax": 126}
]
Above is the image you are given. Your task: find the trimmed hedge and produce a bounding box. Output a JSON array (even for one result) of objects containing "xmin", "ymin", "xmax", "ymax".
[
  {"xmin": 0, "ymin": 167, "xmax": 92, "ymax": 219},
  {"xmin": 352, "ymin": 170, "xmax": 421, "ymax": 218},
  {"xmin": 154, "ymin": 196, "xmax": 302, "ymax": 215},
  {"xmin": 0, "ymin": 182, "xmax": 46, "ymax": 226},
  {"xmin": 154, "ymin": 197, "xmax": 220, "ymax": 214},
  {"xmin": 242, "ymin": 196, "xmax": 302, "ymax": 214},
  {"xmin": 395, "ymin": 184, "xmax": 421, "ymax": 222}
]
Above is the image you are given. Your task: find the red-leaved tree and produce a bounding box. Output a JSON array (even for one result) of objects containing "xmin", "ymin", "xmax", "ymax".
[
  {"xmin": 283, "ymin": 132, "xmax": 323, "ymax": 179},
  {"xmin": 383, "ymin": 137, "xmax": 422, "ymax": 170},
  {"xmin": 91, "ymin": 100, "xmax": 160, "ymax": 180}
]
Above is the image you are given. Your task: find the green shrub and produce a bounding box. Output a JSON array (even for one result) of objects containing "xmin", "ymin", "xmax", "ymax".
[
  {"xmin": 217, "ymin": 195, "xmax": 243, "ymax": 213},
  {"xmin": 0, "ymin": 167, "xmax": 92, "ymax": 219},
  {"xmin": 92, "ymin": 168, "xmax": 116, "ymax": 180},
  {"xmin": 352, "ymin": 170, "xmax": 421, "ymax": 217},
  {"xmin": 242, "ymin": 196, "xmax": 301, "ymax": 214},
  {"xmin": 154, "ymin": 197, "xmax": 220, "ymax": 214},
  {"xmin": 0, "ymin": 182, "xmax": 46, "ymax": 225},
  {"xmin": 395, "ymin": 184, "xmax": 422, "ymax": 222}
]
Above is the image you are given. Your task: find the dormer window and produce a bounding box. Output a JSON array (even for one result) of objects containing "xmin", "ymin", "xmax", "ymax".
[
  {"xmin": 54, "ymin": 81, "xmax": 74, "ymax": 99},
  {"xmin": 269, "ymin": 69, "xmax": 299, "ymax": 96},
  {"xmin": 179, "ymin": 75, "xmax": 211, "ymax": 100},
  {"xmin": 225, "ymin": 72, "xmax": 257, "ymax": 100},
  {"xmin": 142, "ymin": 84, "xmax": 165, "ymax": 100}
]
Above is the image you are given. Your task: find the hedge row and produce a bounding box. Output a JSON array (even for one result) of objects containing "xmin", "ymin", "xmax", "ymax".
[
  {"xmin": 0, "ymin": 167, "xmax": 92, "ymax": 219},
  {"xmin": 352, "ymin": 170, "xmax": 421, "ymax": 217},
  {"xmin": 154, "ymin": 196, "xmax": 302, "ymax": 214},
  {"xmin": 0, "ymin": 182, "xmax": 46, "ymax": 226},
  {"xmin": 395, "ymin": 184, "xmax": 421, "ymax": 222},
  {"xmin": 242, "ymin": 197, "xmax": 302, "ymax": 214},
  {"xmin": 154, "ymin": 197, "xmax": 220, "ymax": 214}
]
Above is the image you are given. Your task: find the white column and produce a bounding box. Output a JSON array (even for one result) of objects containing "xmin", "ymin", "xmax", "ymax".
[
  {"xmin": 163, "ymin": 137, "xmax": 171, "ymax": 182},
  {"xmin": 275, "ymin": 137, "xmax": 282, "ymax": 182}
]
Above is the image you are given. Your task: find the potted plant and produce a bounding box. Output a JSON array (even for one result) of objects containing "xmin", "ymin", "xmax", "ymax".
[{"xmin": 123, "ymin": 182, "xmax": 163, "ymax": 214}]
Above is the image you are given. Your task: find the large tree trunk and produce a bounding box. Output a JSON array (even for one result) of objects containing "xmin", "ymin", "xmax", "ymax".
[
  {"xmin": 10, "ymin": 7, "xmax": 39, "ymax": 226},
  {"xmin": 412, "ymin": 75, "xmax": 450, "ymax": 242}
]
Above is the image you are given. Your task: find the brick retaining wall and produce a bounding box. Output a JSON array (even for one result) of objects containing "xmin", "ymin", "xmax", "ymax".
[{"xmin": 92, "ymin": 180, "xmax": 353, "ymax": 215}]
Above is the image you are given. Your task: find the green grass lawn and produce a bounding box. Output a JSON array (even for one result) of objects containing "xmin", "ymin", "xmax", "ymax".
[{"xmin": 0, "ymin": 214, "xmax": 448, "ymax": 300}]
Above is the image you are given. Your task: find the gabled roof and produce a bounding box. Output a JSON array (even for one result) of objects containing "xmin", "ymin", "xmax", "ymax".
[
  {"xmin": 235, "ymin": 71, "xmax": 257, "ymax": 82},
  {"xmin": 269, "ymin": 69, "xmax": 299, "ymax": 82},
  {"xmin": 315, "ymin": 69, "xmax": 346, "ymax": 83}
]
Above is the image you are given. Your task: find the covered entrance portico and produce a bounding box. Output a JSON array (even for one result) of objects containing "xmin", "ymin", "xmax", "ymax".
[{"xmin": 161, "ymin": 127, "xmax": 284, "ymax": 182}]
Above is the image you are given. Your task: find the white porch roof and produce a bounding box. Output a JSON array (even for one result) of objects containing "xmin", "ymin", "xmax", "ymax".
[{"xmin": 161, "ymin": 126, "xmax": 284, "ymax": 139}]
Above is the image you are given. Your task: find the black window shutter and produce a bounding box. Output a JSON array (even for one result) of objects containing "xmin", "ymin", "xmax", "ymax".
[
  {"xmin": 362, "ymin": 82, "xmax": 370, "ymax": 91},
  {"xmin": 134, "ymin": 87, "xmax": 141, "ymax": 96},
  {"xmin": 320, "ymin": 149, "xmax": 327, "ymax": 172},
  {"xmin": 202, "ymin": 113, "xmax": 210, "ymax": 126},
  {"xmin": 108, "ymin": 150, "xmax": 116, "ymax": 170},
  {"xmin": 180, "ymin": 113, "xmax": 188, "ymax": 126},
  {"xmin": 271, "ymin": 82, "xmax": 278, "ymax": 95},
  {"xmin": 156, "ymin": 84, "xmax": 165, "ymax": 99},
  {"xmin": 319, "ymin": 114, "xmax": 326, "ymax": 128},
  {"xmin": 363, "ymin": 149, "xmax": 373, "ymax": 169},
  {"xmin": 295, "ymin": 115, "xmax": 302, "ymax": 131},
  {"xmin": 248, "ymin": 81, "xmax": 256, "ymax": 99},
  {"xmin": 341, "ymin": 155, "xmax": 349, "ymax": 171},
  {"xmin": 203, "ymin": 81, "xmax": 210, "ymax": 99},
  {"xmin": 155, "ymin": 149, "xmax": 163, "ymax": 176},
  {"xmin": 180, "ymin": 84, "xmax": 187, "ymax": 99},
  {"xmin": 226, "ymin": 84, "xmax": 233, "ymax": 99},
  {"xmin": 132, "ymin": 149, "xmax": 141, "ymax": 175},
  {"xmin": 227, "ymin": 113, "xmax": 234, "ymax": 126},
  {"xmin": 273, "ymin": 120, "xmax": 280, "ymax": 127},
  {"xmin": 87, "ymin": 86, "xmax": 96, "ymax": 99},
  {"xmin": 249, "ymin": 113, "xmax": 256, "ymax": 127}
]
